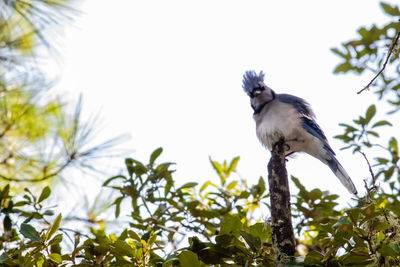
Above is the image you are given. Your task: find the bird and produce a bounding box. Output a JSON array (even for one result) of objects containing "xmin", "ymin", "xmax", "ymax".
[{"xmin": 242, "ymin": 70, "xmax": 357, "ymax": 195}]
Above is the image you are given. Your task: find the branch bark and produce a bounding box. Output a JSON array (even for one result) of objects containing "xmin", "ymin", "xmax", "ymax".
[{"xmin": 268, "ymin": 138, "xmax": 296, "ymax": 264}]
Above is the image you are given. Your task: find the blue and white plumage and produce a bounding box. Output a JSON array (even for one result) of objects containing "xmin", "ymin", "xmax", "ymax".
[{"xmin": 242, "ymin": 70, "xmax": 357, "ymax": 195}]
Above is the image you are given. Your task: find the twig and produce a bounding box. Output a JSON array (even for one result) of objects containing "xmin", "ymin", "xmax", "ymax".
[
  {"xmin": 359, "ymin": 151, "xmax": 376, "ymax": 185},
  {"xmin": 357, "ymin": 27, "xmax": 400, "ymax": 94}
]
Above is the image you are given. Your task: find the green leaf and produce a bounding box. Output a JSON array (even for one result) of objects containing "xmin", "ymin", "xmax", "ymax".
[
  {"xmin": 381, "ymin": 2, "xmax": 400, "ymax": 16},
  {"xmin": 226, "ymin": 156, "xmax": 240, "ymax": 176},
  {"xmin": 309, "ymin": 189, "xmax": 322, "ymax": 201},
  {"xmin": 178, "ymin": 182, "xmax": 198, "ymax": 190},
  {"xmin": 49, "ymin": 233, "xmax": 63, "ymax": 246},
  {"xmin": 220, "ymin": 215, "xmax": 242, "ymax": 237},
  {"xmin": 3, "ymin": 215, "xmax": 11, "ymax": 231},
  {"xmin": 366, "ymin": 130, "xmax": 379, "ymax": 137},
  {"xmin": 378, "ymin": 243, "xmax": 398, "ymax": 257},
  {"xmin": 333, "ymin": 62, "xmax": 352, "ymax": 73},
  {"xmin": 49, "ymin": 253, "xmax": 62, "ymax": 264},
  {"xmin": 150, "ymin": 147, "xmax": 163, "ymax": 166},
  {"xmin": 304, "ymin": 251, "xmax": 324, "ymax": 265},
  {"xmin": 371, "ymin": 120, "xmax": 392, "ymax": 128},
  {"xmin": 365, "ymin": 104, "xmax": 376, "ymax": 124},
  {"xmin": 375, "ymin": 157, "xmax": 389, "ymax": 165},
  {"xmin": 113, "ymin": 196, "xmax": 124, "ymax": 218},
  {"xmin": 333, "ymin": 216, "xmax": 352, "ymax": 228},
  {"xmin": 165, "ymin": 179, "xmax": 173, "ymax": 196},
  {"xmin": 179, "ymin": 250, "xmax": 200, "ymax": 267},
  {"xmin": 36, "ymin": 257, "xmax": 44, "ymax": 267},
  {"xmin": 257, "ymin": 177, "xmax": 266, "ymax": 196},
  {"xmin": 103, "ymin": 175, "xmax": 126, "ymax": 186},
  {"xmin": 38, "ymin": 186, "xmax": 51, "ymax": 203},
  {"xmin": 226, "ymin": 181, "xmax": 238, "ymax": 191},
  {"xmin": 250, "ymin": 223, "xmax": 270, "ymax": 243},
  {"xmin": 215, "ymin": 234, "xmax": 234, "ymax": 247},
  {"xmin": 113, "ymin": 239, "xmax": 135, "ymax": 256},
  {"xmin": 331, "ymin": 47, "xmax": 349, "ymax": 59},
  {"xmin": 20, "ymin": 223, "xmax": 41, "ymax": 242},
  {"xmin": 200, "ymin": 181, "xmax": 218, "ymax": 193},
  {"xmin": 46, "ymin": 213, "xmax": 62, "ymax": 241},
  {"xmin": 240, "ymin": 230, "xmax": 260, "ymax": 252},
  {"xmin": 0, "ymin": 253, "xmax": 9, "ymax": 263},
  {"xmin": 389, "ymin": 137, "xmax": 398, "ymax": 155},
  {"xmin": 128, "ymin": 230, "xmax": 141, "ymax": 242},
  {"xmin": 210, "ymin": 157, "xmax": 225, "ymax": 185}
]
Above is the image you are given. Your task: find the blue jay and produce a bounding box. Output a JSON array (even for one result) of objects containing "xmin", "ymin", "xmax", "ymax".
[{"xmin": 242, "ymin": 70, "xmax": 357, "ymax": 195}]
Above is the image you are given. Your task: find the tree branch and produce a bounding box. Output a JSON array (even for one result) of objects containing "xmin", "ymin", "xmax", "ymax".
[
  {"xmin": 267, "ymin": 138, "xmax": 296, "ymax": 264},
  {"xmin": 357, "ymin": 27, "xmax": 400, "ymax": 94}
]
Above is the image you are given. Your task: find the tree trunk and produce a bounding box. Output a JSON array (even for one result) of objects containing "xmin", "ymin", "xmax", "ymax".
[{"xmin": 267, "ymin": 138, "xmax": 296, "ymax": 264}]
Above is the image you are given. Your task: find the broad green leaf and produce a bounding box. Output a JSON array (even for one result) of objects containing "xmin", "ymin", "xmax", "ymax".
[
  {"xmin": 36, "ymin": 256, "xmax": 44, "ymax": 267},
  {"xmin": 103, "ymin": 175, "xmax": 126, "ymax": 186},
  {"xmin": 113, "ymin": 239, "xmax": 135, "ymax": 256},
  {"xmin": 128, "ymin": 230, "xmax": 141, "ymax": 242},
  {"xmin": 150, "ymin": 147, "xmax": 163, "ymax": 166},
  {"xmin": 257, "ymin": 177, "xmax": 266, "ymax": 195},
  {"xmin": 178, "ymin": 182, "xmax": 198, "ymax": 190},
  {"xmin": 49, "ymin": 233, "xmax": 63, "ymax": 246},
  {"xmin": 200, "ymin": 181, "xmax": 218, "ymax": 193},
  {"xmin": 389, "ymin": 137, "xmax": 398, "ymax": 155},
  {"xmin": 226, "ymin": 156, "xmax": 240, "ymax": 176},
  {"xmin": 0, "ymin": 253, "xmax": 8, "ymax": 263},
  {"xmin": 333, "ymin": 216, "xmax": 352, "ymax": 229},
  {"xmin": 165, "ymin": 179, "xmax": 173, "ymax": 196},
  {"xmin": 371, "ymin": 120, "xmax": 392, "ymax": 128},
  {"xmin": 226, "ymin": 181, "xmax": 238, "ymax": 191},
  {"xmin": 46, "ymin": 213, "xmax": 62, "ymax": 241},
  {"xmin": 3, "ymin": 215, "xmax": 11, "ymax": 231},
  {"xmin": 240, "ymin": 230, "xmax": 260, "ymax": 252},
  {"xmin": 215, "ymin": 234, "xmax": 234, "ymax": 247},
  {"xmin": 380, "ymin": 2, "xmax": 400, "ymax": 16},
  {"xmin": 378, "ymin": 243, "xmax": 398, "ymax": 257},
  {"xmin": 366, "ymin": 130, "xmax": 379, "ymax": 137},
  {"xmin": 330, "ymin": 47, "xmax": 349, "ymax": 59},
  {"xmin": 113, "ymin": 196, "xmax": 124, "ymax": 218},
  {"xmin": 220, "ymin": 215, "xmax": 242, "ymax": 237},
  {"xmin": 304, "ymin": 251, "xmax": 324, "ymax": 265},
  {"xmin": 49, "ymin": 253, "xmax": 62, "ymax": 264},
  {"xmin": 309, "ymin": 189, "xmax": 322, "ymax": 201},
  {"xmin": 333, "ymin": 62, "xmax": 352, "ymax": 73},
  {"xmin": 38, "ymin": 186, "xmax": 51, "ymax": 203},
  {"xmin": 365, "ymin": 104, "xmax": 376, "ymax": 124},
  {"xmin": 179, "ymin": 250, "xmax": 200, "ymax": 267},
  {"xmin": 20, "ymin": 223, "xmax": 41, "ymax": 242},
  {"xmin": 375, "ymin": 157, "xmax": 389, "ymax": 165},
  {"xmin": 250, "ymin": 223, "xmax": 270, "ymax": 243},
  {"xmin": 209, "ymin": 157, "xmax": 224, "ymax": 185}
]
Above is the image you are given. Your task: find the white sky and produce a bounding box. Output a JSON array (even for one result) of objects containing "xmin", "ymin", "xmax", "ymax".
[{"xmin": 57, "ymin": 0, "xmax": 397, "ymax": 204}]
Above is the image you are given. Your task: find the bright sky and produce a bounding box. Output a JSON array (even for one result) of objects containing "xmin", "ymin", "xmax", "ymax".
[{"xmin": 58, "ymin": 0, "xmax": 396, "ymax": 204}]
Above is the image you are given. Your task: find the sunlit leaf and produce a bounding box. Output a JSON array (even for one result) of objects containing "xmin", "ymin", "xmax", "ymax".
[{"xmin": 46, "ymin": 213, "xmax": 62, "ymax": 241}]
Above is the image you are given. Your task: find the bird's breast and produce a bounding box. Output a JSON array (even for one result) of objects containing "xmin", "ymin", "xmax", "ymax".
[{"xmin": 254, "ymin": 102, "xmax": 303, "ymax": 151}]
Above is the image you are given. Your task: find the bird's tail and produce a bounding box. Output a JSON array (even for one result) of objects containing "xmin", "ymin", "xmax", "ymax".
[{"xmin": 325, "ymin": 155, "xmax": 357, "ymax": 195}]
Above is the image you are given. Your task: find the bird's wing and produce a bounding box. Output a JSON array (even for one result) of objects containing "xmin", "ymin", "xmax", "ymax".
[{"xmin": 277, "ymin": 94, "xmax": 335, "ymax": 155}]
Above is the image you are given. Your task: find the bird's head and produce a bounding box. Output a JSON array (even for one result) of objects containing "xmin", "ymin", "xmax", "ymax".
[{"xmin": 242, "ymin": 70, "xmax": 275, "ymax": 113}]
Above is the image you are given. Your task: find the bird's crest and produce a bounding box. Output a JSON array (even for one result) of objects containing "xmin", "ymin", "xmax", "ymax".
[{"xmin": 242, "ymin": 70, "xmax": 265, "ymax": 93}]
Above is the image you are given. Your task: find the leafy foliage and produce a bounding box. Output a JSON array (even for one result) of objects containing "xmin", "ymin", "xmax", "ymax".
[{"xmin": 1, "ymin": 0, "xmax": 400, "ymax": 266}]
